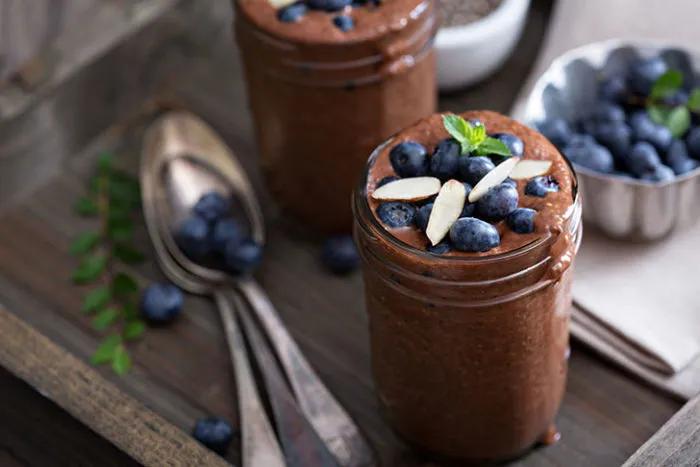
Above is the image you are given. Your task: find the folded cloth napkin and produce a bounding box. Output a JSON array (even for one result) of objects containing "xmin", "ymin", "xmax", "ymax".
[
  {"xmin": 571, "ymin": 223, "xmax": 700, "ymax": 400},
  {"xmin": 509, "ymin": 0, "xmax": 700, "ymax": 401}
]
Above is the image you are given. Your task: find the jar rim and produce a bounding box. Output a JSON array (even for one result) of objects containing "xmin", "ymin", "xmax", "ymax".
[{"xmin": 352, "ymin": 135, "xmax": 581, "ymax": 266}]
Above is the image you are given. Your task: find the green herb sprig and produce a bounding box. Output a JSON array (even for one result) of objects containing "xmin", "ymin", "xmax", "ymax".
[
  {"xmin": 442, "ymin": 114, "xmax": 512, "ymax": 157},
  {"xmin": 70, "ymin": 152, "xmax": 146, "ymax": 375},
  {"xmin": 647, "ymin": 70, "xmax": 700, "ymax": 137}
]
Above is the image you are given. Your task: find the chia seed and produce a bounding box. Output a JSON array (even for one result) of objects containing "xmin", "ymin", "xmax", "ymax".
[{"xmin": 440, "ymin": 0, "xmax": 503, "ymax": 28}]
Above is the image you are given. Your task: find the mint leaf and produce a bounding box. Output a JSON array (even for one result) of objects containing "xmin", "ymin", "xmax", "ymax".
[
  {"xmin": 474, "ymin": 137, "xmax": 512, "ymax": 157},
  {"xmin": 688, "ymin": 88, "xmax": 700, "ymax": 112},
  {"xmin": 74, "ymin": 197, "xmax": 98, "ymax": 216},
  {"xmin": 650, "ymin": 70, "xmax": 683, "ymax": 100},
  {"xmin": 470, "ymin": 123, "xmax": 487, "ymax": 147},
  {"xmin": 442, "ymin": 114, "xmax": 469, "ymax": 144},
  {"xmin": 666, "ymin": 106, "xmax": 691, "ymax": 137},
  {"xmin": 113, "ymin": 244, "xmax": 145, "ymax": 264},
  {"xmin": 70, "ymin": 231, "xmax": 100, "ymax": 255},
  {"xmin": 91, "ymin": 335, "xmax": 121, "ymax": 364},
  {"xmin": 648, "ymin": 105, "xmax": 670, "ymax": 125},
  {"xmin": 112, "ymin": 273, "xmax": 139, "ymax": 297},
  {"xmin": 82, "ymin": 286, "xmax": 111, "ymax": 314},
  {"xmin": 92, "ymin": 307, "xmax": 119, "ymax": 331},
  {"xmin": 112, "ymin": 345, "xmax": 132, "ymax": 375},
  {"xmin": 72, "ymin": 255, "xmax": 107, "ymax": 284},
  {"xmin": 123, "ymin": 320, "xmax": 146, "ymax": 340}
]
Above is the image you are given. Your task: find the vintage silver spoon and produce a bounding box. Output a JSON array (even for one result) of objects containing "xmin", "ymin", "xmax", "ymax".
[{"xmin": 141, "ymin": 111, "xmax": 375, "ymax": 467}]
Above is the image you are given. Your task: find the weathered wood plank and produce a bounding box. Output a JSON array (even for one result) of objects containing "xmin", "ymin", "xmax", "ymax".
[
  {"xmin": 0, "ymin": 306, "xmax": 229, "ymax": 467},
  {"xmin": 624, "ymin": 395, "xmax": 700, "ymax": 467}
]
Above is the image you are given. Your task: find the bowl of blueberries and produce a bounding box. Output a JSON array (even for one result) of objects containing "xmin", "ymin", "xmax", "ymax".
[{"xmin": 523, "ymin": 39, "xmax": 700, "ymax": 241}]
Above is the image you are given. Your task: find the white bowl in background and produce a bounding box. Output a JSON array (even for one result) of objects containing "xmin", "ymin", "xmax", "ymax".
[{"xmin": 436, "ymin": 0, "xmax": 531, "ymax": 91}]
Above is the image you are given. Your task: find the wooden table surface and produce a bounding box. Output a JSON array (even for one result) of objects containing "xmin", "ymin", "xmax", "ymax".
[{"xmin": 0, "ymin": 1, "xmax": 684, "ymax": 465}]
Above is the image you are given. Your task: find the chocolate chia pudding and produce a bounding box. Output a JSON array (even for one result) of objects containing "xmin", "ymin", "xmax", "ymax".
[
  {"xmin": 234, "ymin": 0, "xmax": 438, "ymax": 233},
  {"xmin": 353, "ymin": 110, "xmax": 582, "ymax": 461}
]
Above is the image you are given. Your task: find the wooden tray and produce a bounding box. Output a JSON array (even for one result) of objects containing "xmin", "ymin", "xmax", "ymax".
[{"xmin": 0, "ymin": 0, "xmax": 689, "ymax": 465}]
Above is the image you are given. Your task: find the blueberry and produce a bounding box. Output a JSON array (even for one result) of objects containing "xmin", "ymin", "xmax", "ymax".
[
  {"xmin": 450, "ymin": 218, "xmax": 500, "ymax": 252},
  {"xmin": 389, "ymin": 141, "xmax": 429, "ymax": 177},
  {"xmin": 469, "ymin": 119, "xmax": 483, "ymax": 128},
  {"xmin": 176, "ymin": 216, "xmax": 211, "ymax": 260},
  {"xmin": 427, "ymin": 240, "xmax": 451, "ymax": 255},
  {"xmin": 333, "ymin": 15, "xmax": 354, "ymax": 31},
  {"xmin": 666, "ymin": 139, "xmax": 699, "ymax": 175},
  {"xmin": 686, "ymin": 127, "xmax": 700, "ymax": 159},
  {"xmin": 429, "ymin": 138, "xmax": 461, "ymax": 181},
  {"xmin": 628, "ymin": 57, "xmax": 668, "ymax": 95},
  {"xmin": 629, "ymin": 112, "xmax": 672, "ymax": 152},
  {"xmin": 321, "ymin": 235, "xmax": 359, "ymax": 274},
  {"xmin": 502, "ymin": 177, "xmax": 517, "ymax": 188},
  {"xmin": 278, "ymin": 2, "xmax": 307, "ymax": 22},
  {"xmin": 192, "ymin": 417, "xmax": 234, "ymax": 455},
  {"xmin": 377, "ymin": 175, "xmax": 399, "ymax": 187},
  {"xmin": 525, "ymin": 176, "xmax": 559, "ymax": 197},
  {"xmin": 627, "ymin": 142, "xmax": 661, "ymax": 177},
  {"xmin": 415, "ymin": 203, "xmax": 433, "ymax": 231},
  {"xmin": 491, "ymin": 133, "xmax": 524, "ymax": 157},
  {"xmin": 592, "ymin": 121, "xmax": 632, "ymax": 159},
  {"xmin": 563, "ymin": 136, "xmax": 614, "ymax": 173},
  {"xmin": 307, "ymin": 0, "xmax": 352, "ymax": 11},
  {"xmin": 538, "ymin": 118, "xmax": 573, "ymax": 148},
  {"xmin": 506, "ymin": 208, "xmax": 536, "ymax": 234},
  {"xmin": 661, "ymin": 49, "xmax": 694, "ymax": 89},
  {"xmin": 193, "ymin": 192, "xmax": 230, "ymax": 223},
  {"xmin": 662, "ymin": 89, "xmax": 689, "ymax": 107},
  {"xmin": 475, "ymin": 183, "xmax": 519, "ymax": 221},
  {"xmin": 599, "ymin": 75, "xmax": 628, "ymax": 103},
  {"xmin": 458, "ymin": 156, "xmax": 495, "ymax": 185},
  {"xmin": 376, "ymin": 202, "xmax": 416, "ymax": 228},
  {"xmin": 593, "ymin": 103, "xmax": 626, "ymax": 123},
  {"xmin": 140, "ymin": 283, "xmax": 183, "ymax": 324},
  {"xmin": 641, "ymin": 164, "xmax": 675, "ymax": 183},
  {"xmin": 211, "ymin": 218, "xmax": 243, "ymax": 254},
  {"xmin": 460, "ymin": 202, "xmax": 476, "ymax": 218},
  {"xmin": 224, "ymin": 238, "xmax": 263, "ymax": 275}
]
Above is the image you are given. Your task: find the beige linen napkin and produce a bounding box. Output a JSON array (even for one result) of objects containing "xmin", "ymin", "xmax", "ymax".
[{"xmin": 510, "ymin": 0, "xmax": 700, "ymax": 400}]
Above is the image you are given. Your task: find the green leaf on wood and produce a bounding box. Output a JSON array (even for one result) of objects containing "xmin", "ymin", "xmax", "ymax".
[
  {"xmin": 69, "ymin": 231, "xmax": 100, "ymax": 255},
  {"xmin": 82, "ymin": 286, "xmax": 111, "ymax": 314},
  {"xmin": 72, "ymin": 255, "xmax": 107, "ymax": 284},
  {"xmin": 688, "ymin": 88, "xmax": 700, "ymax": 112},
  {"xmin": 650, "ymin": 70, "xmax": 683, "ymax": 100},
  {"xmin": 92, "ymin": 307, "xmax": 119, "ymax": 331},
  {"xmin": 108, "ymin": 216, "xmax": 133, "ymax": 242},
  {"xmin": 91, "ymin": 334, "xmax": 121, "ymax": 364},
  {"xmin": 74, "ymin": 197, "xmax": 99, "ymax": 216},
  {"xmin": 666, "ymin": 106, "xmax": 691, "ymax": 137},
  {"xmin": 122, "ymin": 302, "xmax": 139, "ymax": 320},
  {"xmin": 112, "ymin": 345, "xmax": 132, "ymax": 375},
  {"xmin": 98, "ymin": 152, "xmax": 113, "ymax": 173},
  {"xmin": 123, "ymin": 320, "xmax": 146, "ymax": 340},
  {"xmin": 112, "ymin": 273, "xmax": 139, "ymax": 297},
  {"xmin": 113, "ymin": 243, "xmax": 145, "ymax": 264}
]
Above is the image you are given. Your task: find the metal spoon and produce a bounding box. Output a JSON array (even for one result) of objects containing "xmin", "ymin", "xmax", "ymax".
[
  {"xmin": 141, "ymin": 119, "xmax": 285, "ymax": 467},
  {"xmin": 141, "ymin": 111, "xmax": 375, "ymax": 466}
]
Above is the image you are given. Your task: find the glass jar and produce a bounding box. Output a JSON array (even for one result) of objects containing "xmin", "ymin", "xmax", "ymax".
[
  {"xmin": 352, "ymin": 139, "xmax": 583, "ymax": 462},
  {"xmin": 234, "ymin": 0, "xmax": 438, "ymax": 233}
]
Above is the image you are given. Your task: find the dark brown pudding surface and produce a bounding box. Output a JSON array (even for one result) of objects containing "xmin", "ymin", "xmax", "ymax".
[{"xmin": 366, "ymin": 110, "xmax": 575, "ymax": 257}]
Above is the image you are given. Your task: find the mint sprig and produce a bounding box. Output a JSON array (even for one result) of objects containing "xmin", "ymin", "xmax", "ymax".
[
  {"xmin": 647, "ymin": 70, "xmax": 700, "ymax": 137},
  {"xmin": 71, "ymin": 152, "xmax": 146, "ymax": 375},
  {"xmin": 442, "ymin": 114, "xmax": 512, "ymax": 157}
]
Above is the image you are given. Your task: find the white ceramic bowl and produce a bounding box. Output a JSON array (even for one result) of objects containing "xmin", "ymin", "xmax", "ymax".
[{"xmin": 436, "ymin": 0, "xmax": 530, "ymax": 91}]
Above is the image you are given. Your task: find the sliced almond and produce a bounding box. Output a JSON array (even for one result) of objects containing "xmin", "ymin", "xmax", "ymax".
[
  {"xmin": 509, "ymin": 160, "xmax": 553, "ymax": 180},
  {"xmin": 426, "ymin": 180, "xmax": 466, "ymax": 246},
  {"xmin": 468, "ymin": 157, "xmax": 520, "ymax": 203},
  {"xmin": 371, "ymin": 177, "xmax": 441, "ymax": 202},
  {"xmin": 268, "ymin": 0, "xmax": 296, "ymax": 8}
]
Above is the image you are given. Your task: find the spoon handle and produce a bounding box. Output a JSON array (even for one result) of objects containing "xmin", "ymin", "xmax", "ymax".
[
  {"xmin": 233, "ymin": 290, "xmax": 340, "ymax": 467},
  {"xmin": 238, "ymin": 280, "xmax": 376, "ymax": 467},
  {"xmin": 213, "ymin": 291, "xmax": 286, "ymax": 467}
]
